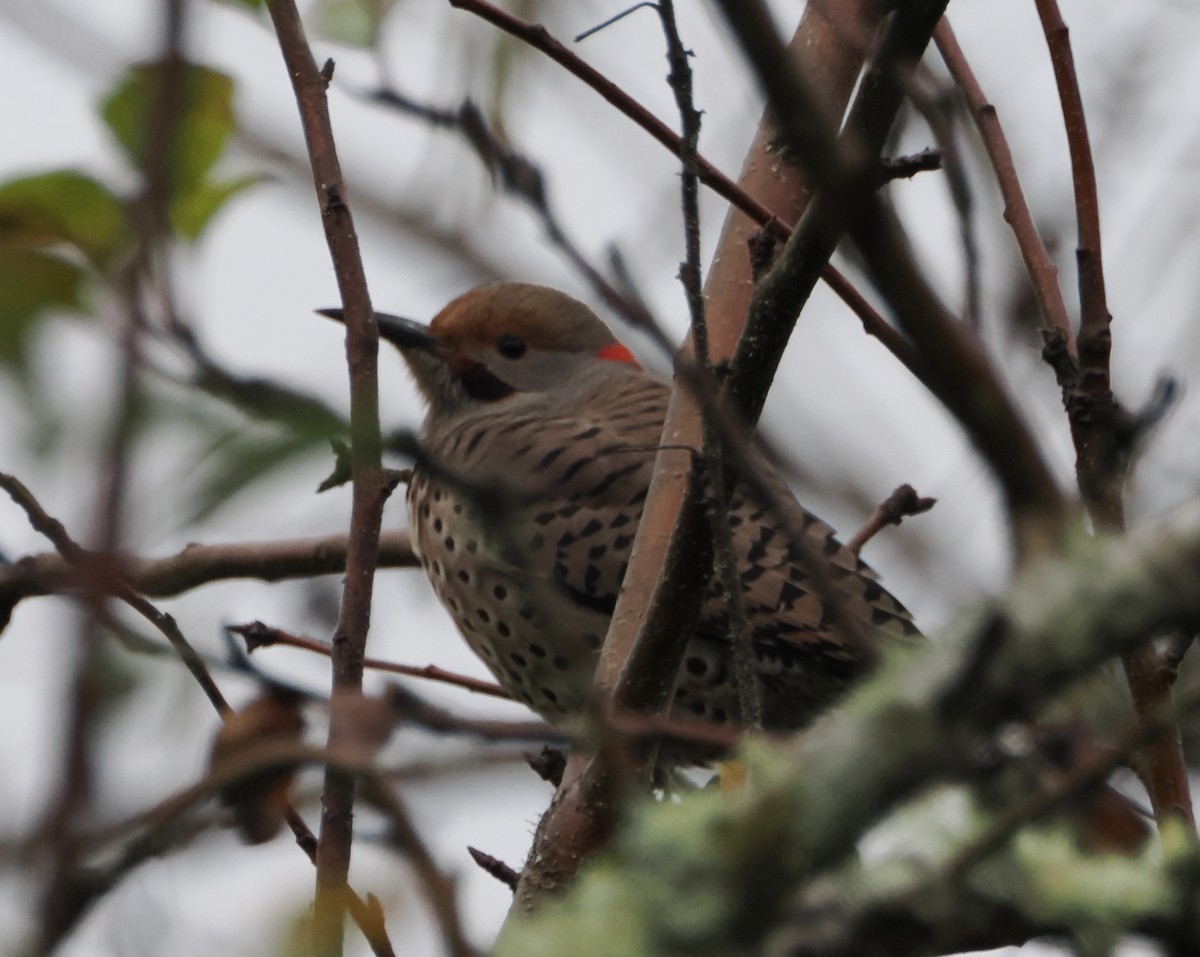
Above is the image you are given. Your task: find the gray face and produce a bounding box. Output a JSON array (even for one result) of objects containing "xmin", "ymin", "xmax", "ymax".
[{"xmin": 385, "ymin": 282, "xmax": 638, "ymax": 420}]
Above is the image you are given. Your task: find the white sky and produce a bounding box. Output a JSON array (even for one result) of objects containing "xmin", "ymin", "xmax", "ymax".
[{"xmin": 1, "ymin": 0, "xmax": 1199, "ymax": 953}]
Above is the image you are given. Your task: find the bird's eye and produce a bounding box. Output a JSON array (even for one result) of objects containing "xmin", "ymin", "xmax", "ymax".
[{"xmin": 497, "ymin": 334, "xmax": 527, "ymax": 359}]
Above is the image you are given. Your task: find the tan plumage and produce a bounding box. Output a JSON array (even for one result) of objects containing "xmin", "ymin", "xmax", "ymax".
[{"xmin": 381, "ymin": 282, "xmax": 918, "ymax": 732}]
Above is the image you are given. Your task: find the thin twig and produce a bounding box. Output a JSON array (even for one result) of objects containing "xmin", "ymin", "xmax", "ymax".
[
  {"xmin": 0, "ymin": 472, "xmax": 231, "ymax": 716},
  {"xmin": 933, "ymin": 18, "xmax": 1076, "ymax": 358},
  {"xmin": 907, "ymin": 69, "xmax": 981, "ymax": 328},
  {"xmin": 364, "ymin": 88, "xmax": 670, "ymax": 350},
  {"xmin": 232, "ymin": 621, "xmax": 510, "ymax": 700},
  {"xmin": 263, "ymin": 1, "xmax": 386, "ymax": 952},
  {"xmin": 847, "ymin": 484, "xmax": 936, "ymax": 556},
  {"xmin": 467, "ymin": 846, "xmax": 520, "ymax": 891},
  {"xmin": 655, "ymin": 0, "xmax": 760, "ymax": 730}
]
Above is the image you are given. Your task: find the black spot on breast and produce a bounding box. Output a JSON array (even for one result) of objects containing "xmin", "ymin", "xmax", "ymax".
[
  {"xmin": 529, "ymin": 643, "xmax": 546, "ymax": 658},
  {"xmin": 536, "ymin": 447, "xmax": 564, "ymax": 471},
  {"xmin": 572, "ymin": 426, "xmax": 602, "ymax": 441},
  {"xmin": 510, "ymin": 652, "xmax": 526, "ymax": 667},
  {"xmin": 552, "ymin": 655, "xmax": 570, "ymax": 671},
  {"xmin": 466, "ymin": 429, "xmax": 487, "ymax": 455}
]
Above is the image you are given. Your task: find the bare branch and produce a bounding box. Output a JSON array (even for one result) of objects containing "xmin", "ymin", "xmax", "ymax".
[
  {"xmin": 847, "ymin": 484, "xmax": 936, "ymax": 556},
  {"xmin": 934, "ymin": 18, "xmax": 1076, "ymax": 357},
  {"xmin": 263, "ymin": 0, "xmax": 386, "ymax": 950},
  {"xmin": 233, "ymin": 620, "xmax": 509, "ymax": 699}
]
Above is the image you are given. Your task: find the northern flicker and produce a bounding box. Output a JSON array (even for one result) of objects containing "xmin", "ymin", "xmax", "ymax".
[{"xmin": 343, "ymin": 282, "xmax": 918, "ymax": 733}]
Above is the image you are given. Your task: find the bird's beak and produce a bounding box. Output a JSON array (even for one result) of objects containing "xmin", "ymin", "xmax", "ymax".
[{"xmin": 316, "ymin": 308, "xmax": 443, "ymax": 354}]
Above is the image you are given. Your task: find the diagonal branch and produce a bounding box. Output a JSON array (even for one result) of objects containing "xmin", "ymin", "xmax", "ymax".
[{"xmin": 933, "ymin": 18, "xmax": 1076, "ymax": 359}]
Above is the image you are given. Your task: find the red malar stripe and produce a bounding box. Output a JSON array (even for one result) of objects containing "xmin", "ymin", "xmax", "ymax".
[{"xmin": 597, "ymin": 342, "xmax": 640, "ymax": 368}]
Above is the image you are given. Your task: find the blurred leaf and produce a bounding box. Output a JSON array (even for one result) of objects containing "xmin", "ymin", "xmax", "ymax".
[
  {"xmin": 172, "ymin": 173, "xmax": 266, "ymax": 241},
  {"xmin": 218, "ymin": 0, "xmax": 264, "ymax": 8},
  {"xmin": 0, "ymin": 170, "xmax": 132, "ymax": 269},
  {"xmin": 186, "ymin": 427, "xmax": 331, "ymax": 525},
  {"xmin": 191, "ymin": 360, "xmax": 347, "ymax": 436},
  {"xmin": 101, "ymin": 61, "xmax": 236, "ymax": 199},
  {"xmin": 0, "ymin": 248, "xmax": 85, "ymax": 369},
  {"xmin": 315, "ymin": 0, "xmax": 395, "ymax": 47}
]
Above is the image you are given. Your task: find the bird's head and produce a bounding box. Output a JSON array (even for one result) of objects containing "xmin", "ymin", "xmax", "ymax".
[{"xmin": 325, "ymin": 282, "xmax": 641, "ymax": 418}]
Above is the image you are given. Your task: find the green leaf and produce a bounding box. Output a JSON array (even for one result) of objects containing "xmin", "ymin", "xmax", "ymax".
[
  {"xmin": 216, "ymin": 0, "xmax": 263, "ymax": 8},
  {"xmin": 0, "ymin": 248, "xmax": 85, "ymax": 368},
  {"xmin": 315, "ymin": 0, "xmax": 394, "ymax": 47},
  {"xmin": 0, "ymin": 170, "xmax": 132, "ymax": 268},
  {"xmin": 172, "ymin": 173, "xmax": 267, "ymax": 241},
  {"xmin": 101, "ymin": 61, "xmax": 236, "ymax": 198}
]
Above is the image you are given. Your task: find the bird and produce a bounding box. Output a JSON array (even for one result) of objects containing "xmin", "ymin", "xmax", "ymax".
[{"xmin": 341, "ymin": 282, "xmax": 918, "ymax": 736}]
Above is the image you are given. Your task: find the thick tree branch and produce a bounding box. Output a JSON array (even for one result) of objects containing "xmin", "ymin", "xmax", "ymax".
[
  {"xmin": 501, "ymin": 1, "xmax": 894, "ymax": 923},
  {"xmin": 718, "ymin": 0, "xmax": 1068, "ymax": 560}
]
